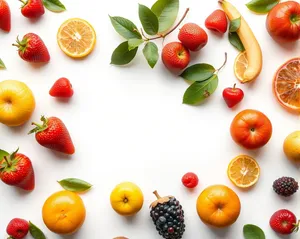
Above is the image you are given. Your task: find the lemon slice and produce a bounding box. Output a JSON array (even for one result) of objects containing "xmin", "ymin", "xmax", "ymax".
[
  {"xmin": 234, "ymin": 51, "xmax": 248, "ymax": 83},
  {"xmin": 227, "ymin": 155, "xmax": 260, "ymax": 188},
  {"xmin": 57, "ymin": 18, "xmax": 96, "ymax": 58}
]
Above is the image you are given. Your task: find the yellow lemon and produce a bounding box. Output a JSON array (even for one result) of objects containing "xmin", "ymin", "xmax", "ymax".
[
  {"xmin": 42, "ymin": 191, "xmax": 86, "ymax": 235},
  {"xmin": 283, "ymin": 131, "xmax": 300, "ymax": 163},
  {"xmin": 0, "ymin": 80, "xmax": 35, "ymax": 126},
  {"xmin": 57, "ymin": 18, "xmax": 96, "ymax": 58},
  {"xmin": 110, "ymin": 182, "xmax": 144, "ymax": 216}
]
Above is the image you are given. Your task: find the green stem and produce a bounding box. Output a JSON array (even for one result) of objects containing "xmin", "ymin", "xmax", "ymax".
[
  {"xmin": 142, "ymin": 8, "xmax": 190, "ymax": 41},
  {"xmin": 216, "ymin": 52, "xmax": 227, "ymax": 73},
  {"xmin": 3, "ymin": 156, "xmax": 11, "ymax": 167}
]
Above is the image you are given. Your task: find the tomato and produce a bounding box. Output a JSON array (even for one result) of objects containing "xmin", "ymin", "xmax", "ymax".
[
  {"xmin": 266, "ymin": 1, "xmax": 300, "ymax": 42},
  {"xmin": 230, "ymin": 109, "xmax": 272, "ymax": 150}
]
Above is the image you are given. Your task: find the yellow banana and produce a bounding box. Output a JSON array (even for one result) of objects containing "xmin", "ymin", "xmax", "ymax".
[{"xmin": 220, "ymin": 0, "xmax": 262, "ymax": 83}]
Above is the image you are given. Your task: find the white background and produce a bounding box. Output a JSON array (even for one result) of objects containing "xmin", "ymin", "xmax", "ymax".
[{"xmin": 0, "ymin": 0, "xmax": 299, "ymax": 238}]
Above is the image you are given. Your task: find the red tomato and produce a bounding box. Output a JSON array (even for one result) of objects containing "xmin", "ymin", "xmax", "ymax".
[
  {"xmin": 230, "ymin": 109, "xmax": 272, "ymax": 150},
  {"xmin": 266, "ymin": 1, "xmax": 300, "ymax": 42}
]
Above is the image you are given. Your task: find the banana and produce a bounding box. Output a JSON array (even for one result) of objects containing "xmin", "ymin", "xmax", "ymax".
[{"xmin": 219, "ymin": 0, "xmax": 262, "ymax": 83}]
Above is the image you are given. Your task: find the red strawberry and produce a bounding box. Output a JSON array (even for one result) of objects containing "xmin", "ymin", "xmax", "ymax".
[
  {"xmin": 0, "ymin": 148, "xmax": 35, "ymax": 191},
  {"xmin": 6, "ymin": 218, "xmax": 29, "ymax": 239},
  {"xmin": 161, "ymin": 42, "xmax": 190, "ymax": 70},
  {"xmin": 29, "ymin": 116, "xmax": 75, "ymax": 155},
  {"xmin": 205, "ymin": 10, "xmax": 228, "ymax": 34},
  {"xmin": 178, "ymin": 23, "xmax": 208, "ymax": 51},
  {"xmin": 270, "ymin": 209, "xmax": 299, "ymax": 235},
  {"xmin": 49, "ymin": 78, "xmax": 74, "ymax": 98},
  {"xmin": 13, "ymin": 33, "xmax": 50, "ymax": 63},
  {"xmin": 20, "ymin": 0, "xmax": 45, "ymax": 19},
  {"xmin": 0, "ymin": 0, "xmax": 11, "ymax": 32}
]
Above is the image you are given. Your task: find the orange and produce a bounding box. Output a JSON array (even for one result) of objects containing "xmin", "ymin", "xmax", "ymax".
[
  {"xmin": 42, "ymin": 191, "xmax": 86, "ymax": 235},
  {"xmin": 57, "ymin": 18, "xmax": 96, "ymax": 58},
  {"xmin": 283, "ymin": 131, "xmax": 300, "ymax": 163},
  {"xmin": 0, "ymin": 80, "xmax": 35, "ymax": 126},
  {"xmin": 227, "ymin": 155, "xmax": 260, "ymax": 188},
  {"xmin": 196, "ymin": 185, "xmax": 241, "ymax": 228},
  {"xmin": 110, "ymin": 182, "xmax": 144, "ymax": 216},
  {"xmin": 273, "ymin": 58, "xmax": 300, "ymax": 113},
  {"xmin": 234, "ymin": 51, "xmax": 248, "ymax": 83}
]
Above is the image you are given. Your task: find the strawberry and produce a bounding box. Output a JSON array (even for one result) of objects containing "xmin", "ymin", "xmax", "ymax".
[
  {"xmin": 178, "ymin": 23, "xmax": 208, "ymax": 51},
  {"xmin": 162, "ymin": 42, "xmax": 190, "ymax": 70},
  {"xmin": 29, "ymin": 116, "xmax": 75, "ymax": 155},
  {"xmin": 270, "ymin": 209, "xmax": 299, "ymax": 235},
  {"xmin": 205, "ymin": 9, "xmax": 228, "ymax": 34},
  {"xmin": 49, "ymin": 78, "xmax": 74, "ymax": 98},
  {"xmin": 6, "ymin": 218, "xmax": 29, "ymax": 239},
  {"xmin": 0, "ymin": 148, "xmax": 35, "ymax": 191},
  {"xmin": 20, "ymin": 0, "xmax": 45, "ymax": 19},
  {"xmin": 0, "ymin": 0, "xmax": 11, "ymax": 32},
  {"xmin": 13, "ymin": 33, "xmax": 50, "ymax": 63}
]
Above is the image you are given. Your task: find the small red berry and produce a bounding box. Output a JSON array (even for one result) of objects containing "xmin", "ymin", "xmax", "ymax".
[
  {"xmin": 6, "ymin": 218, "xmax": 29, "ymax": 239},
  {"xmin": 49, "ymin": 77, "xmax": 74, "ymax": 98},
  {"xmin": 182, "ymin": 172, "xmax": 199, "ymax": 188},
  {"xmin": 222, "ymin": 83, "xmax": 244, "ymax": 108}
]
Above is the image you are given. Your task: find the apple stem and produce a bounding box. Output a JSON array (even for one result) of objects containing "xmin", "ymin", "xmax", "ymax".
[
  {"xmin": 216, "ymin": 52, "xmax": 227, "ymax": 73},
  {"xmin": 3, "ymin": 156, "xmax": 11, "ymax": 167},
  {"xmin": 233, "ymin": 83, "xmax": 236, "ymax": 90},
  {"xmin": 143, "ymin": 8, "xmax": 190, "ymax": 41},
  {"xmin": 153, "ymin": 190, "xmax": 161, "ymax": 199}
]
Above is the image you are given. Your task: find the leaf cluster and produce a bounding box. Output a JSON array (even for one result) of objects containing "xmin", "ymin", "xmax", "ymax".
[{"xmin": 110, "ymin": 0, "xmax": 179, "ymax": 68}]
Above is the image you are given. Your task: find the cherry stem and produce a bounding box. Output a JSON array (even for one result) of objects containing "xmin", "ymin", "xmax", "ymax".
[
  {"xmin": 153, "ymin": 190, "xmax": 161, "ymax": 199},
  {"xmin": 3, "ymin": 156, "xmax": 11, "ymax": 167},
  {"xmin": 216, "ymin": 52, "xmax": 227, "ymax": 73},
  {"xmin": 142, "ymin": 8, "xmax": 190, "ymax": 41},
  {"xmin": 233, "ymin": 83, "xmax": 236, "ymax": 89}
]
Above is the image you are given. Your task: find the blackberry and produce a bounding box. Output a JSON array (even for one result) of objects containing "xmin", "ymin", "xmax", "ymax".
[
  {"xmin": 273, "ymin": 176, "xmax": 299, "ymax": 197},
  {"xmin": 150, "ymin": 191, "xmax": 185, "ymax": 239}
]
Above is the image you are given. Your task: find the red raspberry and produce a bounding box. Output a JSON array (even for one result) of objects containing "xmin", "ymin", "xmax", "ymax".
[{"xmin": 182, "ymin": 172, "xmax": 199, "ymax": 188}]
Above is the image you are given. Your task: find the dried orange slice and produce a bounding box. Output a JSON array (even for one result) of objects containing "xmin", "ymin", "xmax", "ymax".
[
  {"xmin": 234, "ymin": 51, "xmax": 249, "ymax": 83},
  {"xmin": 227, "ymin": 155, "xmax": 260, "ymax": 188},
  {"xmin": 273, "ymin": 58, "xmax": 300, "ymax": 113},
  {"xmin": 57, "ymin": 18, "xmax": 96, "ymax": 58}
]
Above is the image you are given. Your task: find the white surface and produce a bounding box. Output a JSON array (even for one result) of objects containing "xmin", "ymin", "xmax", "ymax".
[{"xmin": 0, "ymin": 0, "xmax": 299, "ymax": 238}]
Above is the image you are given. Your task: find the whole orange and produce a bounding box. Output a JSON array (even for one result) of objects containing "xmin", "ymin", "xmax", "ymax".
[
  {"xmin": 230, "ymin": 109, "xmax": 272, "ymax": 150},
  {"xmin": 196, "ymin": 185, "xmax": 241, "ymax": 228},
  {"xmin": 42, "ymin": 191, "xmax": 86, "ymax": 235}
]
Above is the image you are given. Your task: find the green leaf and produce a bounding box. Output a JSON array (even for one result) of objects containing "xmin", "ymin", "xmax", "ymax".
[
  {"xmin": 0, "ymin": 58, "xmax": 6, "ymax": 69},
  {"xmin": 138, "ymin": 4, "xmax": 159, "ymax": 35},
  {"xmin": 109, "ymin": 16, "xmax": 142, "ymax": 40},
  {"xmin": 0, "ymin": 149, "xmax": 9, "ymax": 160},
  {"xmin": 128, "ymin": 39, "xmax": 144, "ymax": 51},
  {"xmin": 143, "ymin": 42, "xmax": 159, "ymax": 68},
  {"xmin": 42, "ymin": 0, "xmax": 66, "ymax": 12},
  {"xmin": 111, "ymin": 41, "xmax": 138, "ymax": 65},
  {"xmin": 180, "ymin": 64, "xmax": 215, "ymax": 82},
  {"xmin": 151, "ymin": 0, "xmax": 179, "ymax": 33},
  {"xmin": 246, "ymin": 0, "xmax": 279, "ymax": 13},
  {"xmin": 229, "ymin": 17, "xmax": 241, "ymax": 32},
  {"xmin": 243, "ymin": 224, "xmax": 266, "ymax": 239},
  {"xmin": 29, "ymin": 221, "xmax": 46, "ymax": 239},
  {"xmin": 183, "ymin": 74, "xmax": 218, "ymax": 105},
  {"xmin": 58, "ymin": 178, "xmax": 92, "ymax": 192},
  {"xmin": 229, "ymin": 32, "xmax": 245, "ymax": 51}
]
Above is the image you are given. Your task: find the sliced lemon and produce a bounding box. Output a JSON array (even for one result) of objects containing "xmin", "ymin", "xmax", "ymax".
[
  {"xmin": 234, "ymin": 51, "xmax": 248, "ymax": 83},
  {"xmin": 227, "ymin": 155, "xmax": 260, "ymax": 188},
  {"xmin": 57, "ymin": 18, "xmax": 96, "ymax": 58}
]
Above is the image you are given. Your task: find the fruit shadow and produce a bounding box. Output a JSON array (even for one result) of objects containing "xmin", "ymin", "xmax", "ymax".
[
  {"xmin": 206, "ymin": 225, "xmax": 232, "ymax": 238},
  {"xmin": 49, "ymin": 150, "xmax": 73, "ymax": 160},
  {"xmin": 272, "ymin": 39, "xmax": 299, "ymax": 52},
  {"xmin": 52, "ymin": 97, "xmax": 73, "ymax": 104},
  {"xmin": 28, "ymin": 62, "xmax": 49, "ymax": 70},
  {"xmin": 6, "ymin": 122, "xmax": 31, "ymax": 135}
]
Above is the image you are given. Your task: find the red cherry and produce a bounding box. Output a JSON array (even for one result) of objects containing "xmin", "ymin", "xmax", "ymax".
[
  {"xmin": 222, "ymin": 83, "xmax": 244, "ymax": 108},
  {"xmin": 182, "ymin": 172, "xmax": 199, "ymax": 188}
]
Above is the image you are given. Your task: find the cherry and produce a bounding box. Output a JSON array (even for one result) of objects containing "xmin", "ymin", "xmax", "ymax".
[
  {"xmin": 222, "ymin": 83, "xmax": 244, "ymax": 108},
  {"xmin": 182, "ymin": 172, "xmax": 199, "ymax": 188}
]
